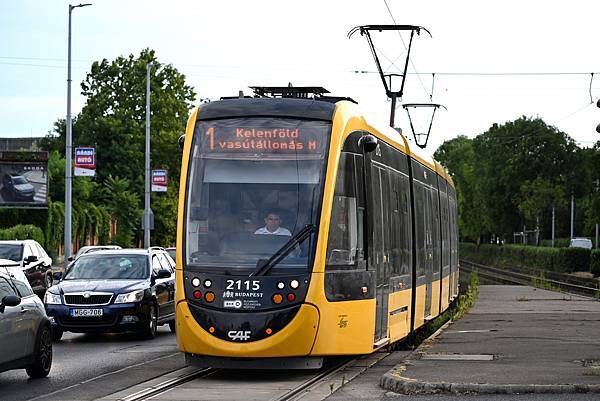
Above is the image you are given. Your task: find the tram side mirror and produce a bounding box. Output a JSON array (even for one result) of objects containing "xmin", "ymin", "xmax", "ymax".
[
  {"xmin": 358, "ymin": 134, "xmax": 378, "ymax": 153},
  {"xmin": 178, "ymin": 135, "xmax": 186, "ymax": 151}
]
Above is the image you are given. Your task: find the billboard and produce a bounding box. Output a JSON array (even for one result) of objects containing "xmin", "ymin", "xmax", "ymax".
[
  {"xmin": 0, "ymin": 151, "xmax": 48, "ymax": 208},
  {"xmin": 152, "ymin": 169, "xmax": 167, "ymax": 192},
  {"xmin": 74, "ymin": 147, "xmax": 95, "ymax": 177}
]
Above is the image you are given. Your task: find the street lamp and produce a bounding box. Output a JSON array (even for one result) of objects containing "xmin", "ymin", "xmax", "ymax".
[
  {"xmin": 65, "ymin": 3, "xmax": 91, "ymax": 262},
  {"xmin": 144, "ymin": 63, "xmax": 153, "ymax": 249}
]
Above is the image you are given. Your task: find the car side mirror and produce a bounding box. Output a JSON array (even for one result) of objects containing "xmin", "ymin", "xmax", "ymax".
[
  {"xmin": 0, "ymin": 294, "xmax": 21, "ymax": 313},
  {"xmin": 53, "ymin": 271, "xmax": 63, "ymax": 281},
  {"xmin": 67, "ymin": 255, "xmax": 74, "ymax": 262},
  {"xmin": 156, "ymin": 269, "xmax": 172, "ymax": 279},
  {"xmin": 25, "ymin": 255, "xmax": 38, "ymax": 264}
]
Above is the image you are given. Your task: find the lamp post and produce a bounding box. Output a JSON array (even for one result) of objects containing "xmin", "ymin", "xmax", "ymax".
[
  {"xmin": 144, "ymin": 63, "xmax": 153, "ymax": 248},
  {"xmin": 65, "ymin": 3, "xmax": 91, "ymax": 262}
]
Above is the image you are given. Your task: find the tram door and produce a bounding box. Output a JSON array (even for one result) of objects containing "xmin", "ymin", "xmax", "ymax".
[
  {"xmin": 370, "ymin": 163, "xmax": 391, "ymax": 342},
  {"xmin": 423, "ymin": 187, "xmax": 434, "ymax": 318}
]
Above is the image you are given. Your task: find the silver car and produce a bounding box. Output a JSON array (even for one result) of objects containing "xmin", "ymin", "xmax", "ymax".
[{"xmin": 0, "ymin": 264, "xmax": 52, "ymax": 378}]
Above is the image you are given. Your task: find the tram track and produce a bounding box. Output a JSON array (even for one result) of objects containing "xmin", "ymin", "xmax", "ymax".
[
  {"xmin": 113, "ymin": 356, "xmax": 357, "ymax": 401},
  {"xmin": 460, "ymin": 259, "xmax": 600, "ymax": 299}
]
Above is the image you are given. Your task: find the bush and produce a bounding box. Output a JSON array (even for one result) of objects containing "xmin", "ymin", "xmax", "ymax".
[
  {"xmin": 540, "ymin": 238, "xmax": 571, "ymax": 248},
  {"xmin": 591, "ymin": 250, "xmax": 600, "ymax": 277},
  {"xmin": 557, "ymin": 247, "xmax": 591, "ymax": 273},
  {"xmin": 460, "ymin": 243, "xmax": 561, "ymax": 272},
  {"xmin": 0, "ymin": 224, "xmax": 45, "ymax": 246}
]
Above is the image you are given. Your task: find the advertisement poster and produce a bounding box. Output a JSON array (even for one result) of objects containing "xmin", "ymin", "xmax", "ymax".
[
  {"xmin": 152, "ymin": 169, "xmax": 167, "ymax": 192},
  {"xmin": 74, "ymin": 147, "xmax": 95, "ymax": 177},
  {"xmin": 0, "ymin": 151, "xmax": 48, "ymax": 207}
]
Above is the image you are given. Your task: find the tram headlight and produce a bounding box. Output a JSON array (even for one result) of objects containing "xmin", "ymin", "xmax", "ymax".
[
  {"xmin": 290, "ymin": 280, "xmax": 299, "ymax": 289},
  {"xmin": 276, "ymin": 281, "xmax": 285, "ymax": 290},
  {"xmin": 191, "ymin": 277, "xmax": 201, "ymax": 287},
  {"xmin": 204, "ymin": 279, "xmax": 212, "ymax": 288}
]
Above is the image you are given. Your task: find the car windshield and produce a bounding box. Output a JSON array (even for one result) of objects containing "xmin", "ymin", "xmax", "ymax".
[
  {"xmin": 64, "ymin": 255, "xmax": 149, "ymax": 280},
  {"xmin": 185, "ymin": 117, "xmax": 330, "ymax": 273},
  {"xmin": 0, "ymin": 244, "xmax": 24, "ymax": 262},
  {"xmin": 13, "ymin": 176, "xmax": 27, "ymax": 185}
]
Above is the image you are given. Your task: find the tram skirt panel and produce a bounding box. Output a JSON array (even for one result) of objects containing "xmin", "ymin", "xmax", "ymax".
[{"xmin": 176, "ymin": 302, "xmax": 319, "ymax": 358}]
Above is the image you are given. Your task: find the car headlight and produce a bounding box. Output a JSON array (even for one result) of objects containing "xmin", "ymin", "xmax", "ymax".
[
  {"xmin": 44, "ymin": 292, "xmax": 62, "ymax": 305},
  {"xmin": 114, "ymin": 290, "xmax": 145, "ymax": 304}
]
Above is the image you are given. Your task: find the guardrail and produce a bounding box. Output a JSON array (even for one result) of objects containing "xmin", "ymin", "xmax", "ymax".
[{"xmin": 460, "ymin": 259, "xmax": 600, "ymax": 299}]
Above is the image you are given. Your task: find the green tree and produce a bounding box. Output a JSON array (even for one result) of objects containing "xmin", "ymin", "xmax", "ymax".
[
  {"xmin": 472, "ymin": 117, "xmax": 576, "ymax": 239},
  {"xmin": 42, "ymin": 49, "xmax": 195, "ymax": 247},
  {"xmin": 517, "ymin": 177, "xmax": 566, "ymax": 237},
  {"xmin": 435, "ymin": 135, "xmax": 489, "ymax": 241}
]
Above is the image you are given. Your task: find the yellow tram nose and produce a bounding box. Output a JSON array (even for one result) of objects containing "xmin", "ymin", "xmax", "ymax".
[{"xmin": 176, "ymin": 302, "xmax": 320, "ymax": 358}]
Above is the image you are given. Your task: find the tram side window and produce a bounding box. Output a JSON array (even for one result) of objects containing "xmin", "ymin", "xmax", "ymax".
[{"xmin": 326, "ymin": 153, "xmax": 365, "ymax": 268}]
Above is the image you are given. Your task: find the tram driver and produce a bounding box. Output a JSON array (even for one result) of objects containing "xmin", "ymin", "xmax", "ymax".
[{"xmin": 254, "ymin": 211, "xmax": 292, "ymax": 236}]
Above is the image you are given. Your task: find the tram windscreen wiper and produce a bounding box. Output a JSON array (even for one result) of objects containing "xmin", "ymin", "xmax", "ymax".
[{"xmin": 249, "ymin": 224, "xmax": 316, "ymax": 277}]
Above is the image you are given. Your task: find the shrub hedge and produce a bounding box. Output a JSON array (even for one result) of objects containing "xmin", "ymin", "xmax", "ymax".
[
  {"xmin": 0, "ymin": 224, "xmax": 45, "ymax": 246},
  {"xmin": 460, "ymin": 243, "xmax": 593, "ymax": 274}
]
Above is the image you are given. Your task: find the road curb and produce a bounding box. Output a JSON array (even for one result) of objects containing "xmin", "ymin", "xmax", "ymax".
[
  {"xmin": 380, "ymin": 373, "xmax": 600, "ymax": 394},
  {"xmin": 379, "ymin": 317, "xmax": 600, "ymax": 395}
]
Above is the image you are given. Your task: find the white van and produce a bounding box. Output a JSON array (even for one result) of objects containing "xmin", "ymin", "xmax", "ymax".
[{"xmin": 569, "ymin": 238, "xmax": 593, "ymax": 249}]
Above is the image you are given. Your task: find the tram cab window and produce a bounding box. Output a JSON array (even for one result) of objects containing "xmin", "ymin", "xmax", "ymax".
[
  {"xmin": 326, "ymin": 152, "xmax": 365, "ymax": 268},
  {"xmin": 186, "ymin": 117, "xmax": 330, "ymax": 272}
]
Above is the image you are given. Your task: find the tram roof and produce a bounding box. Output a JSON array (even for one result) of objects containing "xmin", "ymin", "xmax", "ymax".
[
  {"xmin": 196, "ymin": 98, "xmax": 335, "ymax": 122},
  {"xmin": 193, "ymin": 97, "xmax": 453, "ymax": 187}
]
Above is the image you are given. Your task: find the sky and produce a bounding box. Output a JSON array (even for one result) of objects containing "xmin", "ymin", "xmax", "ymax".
[{"xmin": 1, "ymin": 0, "xmax": 599, "ymax": 156}]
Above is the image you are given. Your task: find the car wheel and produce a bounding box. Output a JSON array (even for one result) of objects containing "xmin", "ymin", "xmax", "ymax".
[
  {"xmin": 45, "ymin": 273, "xmax": 53, "ymax": 290},
  {"xmin": 140, "ymin": 304, "xmax": 158, "ymax": 340},
  {"xmin": 52, "ymin": 328, "xmax": 64, "ymax": 342},
  {"xmin": 26, "ymin": 325, "xmax": 53, "ymax": 378},
  {"xmin": 168, "ymin": 319, "xmax": 176, "ymax": 333}
]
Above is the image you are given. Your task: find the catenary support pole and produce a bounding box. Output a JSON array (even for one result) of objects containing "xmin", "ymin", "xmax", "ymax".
[{"xmin": 570, "ymin": 195, "xmax": 575, "ymax": 239}]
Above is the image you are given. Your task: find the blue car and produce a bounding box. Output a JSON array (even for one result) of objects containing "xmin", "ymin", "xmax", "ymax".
[{"xmin": 44, "ymin": 249, "xmax": 176, "ymax": 341}]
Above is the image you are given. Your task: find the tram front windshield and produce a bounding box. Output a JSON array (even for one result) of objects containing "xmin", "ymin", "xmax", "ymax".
[{"xmin": 186, "ymin": 117, "xmax": 330, "ymax": 273}]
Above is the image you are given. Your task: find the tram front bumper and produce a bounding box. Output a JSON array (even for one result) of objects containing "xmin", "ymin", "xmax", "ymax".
[{"xmin": 176, "ymin": 301, "xmax": 320, "ymax": 358}]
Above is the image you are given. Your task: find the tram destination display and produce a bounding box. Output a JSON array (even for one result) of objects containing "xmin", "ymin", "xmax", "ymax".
[
  {"xmin": 198, "ymin": 118, "xmax": 328, "ymax": 156},
  {"xmin": 0, "ymin": 151, "xmax": 48, "ymax": 207}
]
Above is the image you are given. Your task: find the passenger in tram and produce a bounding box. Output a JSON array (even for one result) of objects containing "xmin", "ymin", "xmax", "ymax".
[{"xmin": 254, "ymin": 211, "xmax": 292, "ymax": 236}]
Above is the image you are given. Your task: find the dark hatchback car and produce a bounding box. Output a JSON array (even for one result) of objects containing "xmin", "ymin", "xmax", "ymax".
[{"xmin": 45, "ymin": 249, "xmax": 176, "ymax": 341}]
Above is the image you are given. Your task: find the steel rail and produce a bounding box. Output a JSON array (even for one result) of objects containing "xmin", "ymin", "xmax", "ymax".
[
  {"xmin": 119, "ymin": 357, "xmax": 355, "ymax": 401},
  {"xmin": 460, "ymin": 259, "xmax": 600, "ymax": 299},
  {"xmin": 272, "ymin": 357, "xmax": 356, "ymax": 401},
  {"xmin": 120, "ymin": 367, "xmax": 217, "ymax": 401}
]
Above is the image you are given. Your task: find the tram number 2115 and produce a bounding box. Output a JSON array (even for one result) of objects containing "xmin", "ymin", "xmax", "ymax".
[{"xmin": 226, "ymin": 280, "xmax": 261, "ymax": 291}]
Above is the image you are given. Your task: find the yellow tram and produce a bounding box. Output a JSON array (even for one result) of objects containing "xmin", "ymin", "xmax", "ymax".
[{"xmin": 175, "ymin": 90, "xmax": 459, "ymax": 368}]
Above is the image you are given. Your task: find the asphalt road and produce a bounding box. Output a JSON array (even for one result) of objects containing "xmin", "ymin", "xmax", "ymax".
[{"xmin": 0, "ymin": 326, "xmax": 185, "ymax": 401}]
